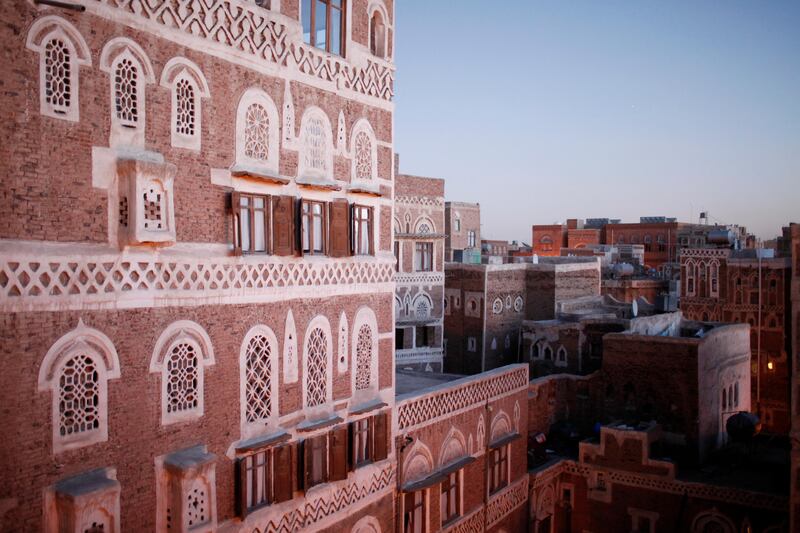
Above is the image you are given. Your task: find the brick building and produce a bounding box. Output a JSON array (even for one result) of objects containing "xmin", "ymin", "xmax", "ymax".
[
  {"xmin": 394, "ymin": 171, "xmax": 445, "ymax": 371},
  {"xmin": 444, "ymin": 201, "xmax": 480, "ymax": 262},
  {"xmin": 443, "ymin": 258, "xmax": 600, "ymax": 375},
  {"xmin": 680, "ymin": 248, "xmax": 793, "ymax": 434},
  {"xmin": 395, "ymin": 365, "xmax": 530, "ymax": 533},
  {"xmin": 0, "ymin": 1, "xmax": 398, "ymax": 531},
  {"xmin": 790, "ymin": 224, "xmax": 800, "ymax": 531}
]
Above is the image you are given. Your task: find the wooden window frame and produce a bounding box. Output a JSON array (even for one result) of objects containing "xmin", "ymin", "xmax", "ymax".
[
  {"xmin": 303, "ymin": 0, "xmax": 347, "ymax": 57},
  {"xmin": 415, "ymin": 242, "xmax": 433, "ymax": 272},
  {"xmin": 488, "ymin": 445, "xmax": 508, "ymax": 494},
  {"xmin": 351, "ymin": 417, "xmax": 373, "ymax": 467},
  {"xmin": 236, "ymin": 442, "xmax": 294, "ymax": 517},
  {"xmin": 352, "ymin": 204, "xmax": 374, "ymax": 256},
  {"xmin": 301, "ymin": 199, "xmax": 327, "ymax": 256},
  {"xmin": 404, "ymin": 490, "xmax": 426, "ymax": 533},
  {"xmin": 440, "ymin": 471, "xmax": 461, "ymax": 525},
  {"xmin": 232, "ymin": 192, "xmax": 271, "ymax": 255}
]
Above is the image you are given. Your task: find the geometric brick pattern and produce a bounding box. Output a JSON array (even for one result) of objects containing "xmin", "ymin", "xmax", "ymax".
[
  {"xmin": 397, "ymin": 365, "xmax": 528, "ymax": 431},
  {"xmin": 89, "ymin": 0, "xmax": 394, "ymax": 101},
  {"xmin": 486, "ymin": 476, "xmax": 528, "ymax": 528},
  {"xmin": 0, "ymin": 255, "xmax": 395, "ymax": 311}
]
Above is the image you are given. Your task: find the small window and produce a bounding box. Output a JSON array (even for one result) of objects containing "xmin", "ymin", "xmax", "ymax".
[
  {"xmin": 467, "ymin": 337, "xmax": 476, "ymax": 352},
  {"xmin": 440, "ymin": 471, "xmax": 461, "ymax": 525},
  {"xmin": 302, "ymin": 200, "xmax": 327, "ymax": 255},
  {"xmin": 369, "ymin": 10, "xmax": 386, "ymax": 57},
  {"xmin": 233, "ymin": 193, "xmax": 269, "ymax": 255},
  {"xmin": 455, "ymin": 218, "xmax": 461, "ymax": 232},
  {"xmin": 404, "ymin": 490, "xmax": 425, "ymax": 533},
  {"xmin": 489, "ymin": 445, "xmax": 508, "ymax": 494},
  {"xmin": 467, "ymin": 230, "xmax": 476, "ymax": 248},
  {"xmin": 302, "ymin": 0, "xmax": 346, "ymax": 56},
  {"xmin": 395, "ymin": 328, "xmax": 405, "ymax": 350},
  {"xmin": 394, "ymin": 241, "xmax": 401, "ymax": 272},
  {"xmin": 307, "ymin": 433, "xmax": 328, "ymax": 488},
  {"xmin": 353, "ymin": 205, "xmax": 373, "ymax": 255},
  {"xmin": 353, "ymin": 417, "xmax": 372, "ymax": 467},
  {"xmin": 237, "ymin": 444, "xmax": 295, "ymax": 515},
  {"xmin": 415, "ymin": 242, "xmax": 433, "ymax": 272}
]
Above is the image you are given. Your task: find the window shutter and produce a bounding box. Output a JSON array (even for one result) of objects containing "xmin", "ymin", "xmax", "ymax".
[
  {"xmin": 329, "ymin": 425, "xmax": 349, "ymax": 482},
  {"xmin": 235, "ymin": 457, "xmax": 247, "ymax": 517},
  {"xmin": 368, "ymin": 207, "xmax": 374, "ymax": 256},
  {"xmin": 301, "ymin": 438, "xmax": 312, "ymax": 490},
  {"xmin": 273, "ymin": 444, "xmax": 294, "ymax": 503},
  {"xmin": 374, "ymin": 412, "xmax": 389, "ymax": 461},
  {"xmin": 272, "ymin": 195, "xmax": 295, "ymax": 256},
  {"xmin": 231, "ymin": 192, "xmax": 242, "ymax": 256},
  {"xmin": 329, "ymin": 199, "xmax": 350, "ymax": 257},
  {"xmin": 347, "ymin": 422, "xmax": 355, "ymax": 472}
]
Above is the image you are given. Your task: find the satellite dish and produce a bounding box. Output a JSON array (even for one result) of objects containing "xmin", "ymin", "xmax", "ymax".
[{"xmin": 631, "ymin": 299, "xmax": 639, "ymax": 318}]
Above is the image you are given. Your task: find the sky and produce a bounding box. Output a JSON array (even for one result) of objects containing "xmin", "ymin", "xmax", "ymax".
[{"xmin": 393, "ymin": 1, "xmax": 800, "ymax": 243}]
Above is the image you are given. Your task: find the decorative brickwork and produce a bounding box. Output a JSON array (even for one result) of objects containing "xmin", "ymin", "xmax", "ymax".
[{"xmin": 487, "ymin": 476, "xmax": 529, "ymax": 528}]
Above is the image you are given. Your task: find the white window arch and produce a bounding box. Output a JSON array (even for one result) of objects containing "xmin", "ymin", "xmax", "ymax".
[
  {"xmin": 239, "ymin": 325, "xmax": 279, "ymax": 439},
  {"xmin": 368, "ymin": 2, "xmax": 388, "ymax": 59},
  {"xmin": 234, "ymin": 87, "xmax": 280, "ymax": 177},
  {"xmin": 149, "ymin": 321, "xmax": 215, "ymax": 425},
  {"xmin": 439, "ymin": 427, "xmax": 467, "ymax": 467},
  {"xmin": 38, "ymin": 320, "xmax": 120, "ymax": 454},
  {"xmin": 412, "ymin": 293, "xmax": 433, "ymax": 321},
  {"xmin": 352, "ymin": 307, "xmax": 379, "ymax": 399},
  {"xmin": 556, "ymin": 346, "xmax": 568, "ymax": 367},
  {"xmin": 100, "ymin": 38, "xmax": 156, "ymax": 148},
  {"xmin": 490, "ymin": 411, "xmax": 513, "ymax": 444},
  {"xmin": 26, "ymin": 15, "xmax": 92, "ymax": 122},
  {"xmin": 351, "ymin": 119, "xmax": 377, "ymax": 181},
  {"xmin": 414, "ymin": 216, "xmax": 436, "ymax": 235},
  {"xmin": 160, "ymin": 57, "xmax": 211, "ymax": 151},
  {"xmin": 303, "ymin": 315, "xmax": 333, "ymax": 415},
  {"xmin": 690, "ymin": 509, "xmax": 735, "ymax": 533},
  {"xmin": 685, "ymin": 259, "xmax": 696, "ymax": 296},
  {"xmin": 298, "ymin": 107, "xmax": 334, "ymax": 181}
]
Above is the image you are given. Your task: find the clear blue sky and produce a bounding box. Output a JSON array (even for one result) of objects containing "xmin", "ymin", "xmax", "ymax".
[{"xmin": 394, "ymin": 1, "xmax": 800, "ymax": 242}]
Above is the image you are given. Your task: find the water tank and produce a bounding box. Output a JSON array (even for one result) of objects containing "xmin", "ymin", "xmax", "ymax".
[
  {"xmin": 707, "ymin": 229, "xmax": 734, "ymax": 245},
  {"xmin": 613, "ymin": 263, "xmax": 634, "ymax": 277}
]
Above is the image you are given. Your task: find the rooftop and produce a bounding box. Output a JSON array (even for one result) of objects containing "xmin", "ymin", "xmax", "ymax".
[{"xmin": 394, "ymin": 369, "xmax": 465, "ymax": 396}]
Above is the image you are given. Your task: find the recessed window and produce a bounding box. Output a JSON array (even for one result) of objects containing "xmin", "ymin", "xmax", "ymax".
[
  {"xmin": 233, "ymin": 193, "xmax": 269, "ymax": 254},
  {"xmin": 404, "ymin": 490, "xmax": 425, "ymax": 533},
  {"xmin": 302, "ymin": 0, "xmax": 345, "ymax": 56},
  {"xmin": 440, "ymin": 471, "xmax": 461, "ymax": 525},
  {"xmin": 489, "ymin": 445, "xmax": 508, "ymax": 494},
  {"xmin": 415, "ymin": 242, "xmax": 433, "ymax": 271},
  {"xmin": 467, "ymin": 230, "xmax": 476, "ymax": 248},
  {"xmin": 353, "ymin": 205, "xmax": 373, "ymax": 255},
  {"xmin": 353, "ymin": 417, "xmax": 372, "ymax": 466},
  {"xmin": 302, "ymin": 200, "xmax": 327, "ymax": 255},
  {"xmin": 369, "ymin": 10, "xmax": 386, "ymax": 57}
]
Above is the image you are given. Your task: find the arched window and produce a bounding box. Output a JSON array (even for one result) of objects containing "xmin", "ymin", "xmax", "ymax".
[
  {"xmin": 26, "ymin": 16, "xmax": 92, "ymax": 122},
  {"xmin": 38, "ymin": 320, "xmax": 120, "ymax": 453},
  {"xmin": 100, "ymin": 38, "xmax": 155, "ymax": 147},
  {"xmin": 539, "ymin": 235, "xmax": 553, "ymax": 252},
  {"xmin": 369, "ymin": 9, "xmax": 386, "ymax": 57},
  {"xmin": 234, "ymin": 88, "xmax": 280, "ymax": 176},
  {"xmin": 239, "ymin": 325, "xmax": 279, "ymax": 439},
  {"xmin": 722, "ymin": 388, "xmax": 727, "ymax": 409},
  {"xmin": 299, "ymin": 107, "xmax": 333, "ymax": 180},
  {"xmin": 414, "ymin": 294, "xmax": 432, "ymax": 320},
  {"xmin": 160, "ymin": 57, "xmax": 210, "ymax": 151},
  {"xmin": 304, "ymin": 316, "xmax": 333, "ymax": 412},
  {"xmin": 543, "ymin": 345, "xmax": 553, "ymax": 361},
  {"xmin": 352, "ymin": 308, "xmax": 379, "ymax": 399},
  {"xmin": 351, "ymin": 120, "xmax": 377, "ymax": 181},
  {"xmin": 685, "ymin": 260, "xmax": 696, "ymax": 296},
  {"xmin": 355, "ymin": 324, "xmax": 372, "ymax": 390},
  {"xmin": 556, "ymin": 346, "xmax": 567, "ymax": 367},
  {"xmin": 150, "ymin": 321, "xmax": 215, "ymax": 425}
]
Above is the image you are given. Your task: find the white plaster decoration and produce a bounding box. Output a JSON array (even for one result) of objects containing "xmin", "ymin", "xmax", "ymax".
[
  {"xmin": 116, "ymin": 158, "xmax": 177, "ymax": 246},
  {"xmin": 149, "ymin": 320, "xmax": 215, "ymax": 425},
  {"xmin": 439, "ymin": 428, "xmax": 467, "ymax": 467},
  {"xmin": 99, "ymin": 38, "xmax": 156, "ymax": 148},
  {"xmin": 412, "ymin": 293, "xmax": 432, "ymax": 321},
  {"xmin": 514, "ymin": 296, "xmax": 524, "ymax": 313},
  {"xmin": 351, "ymin": 515, "xmax": 382, "ymax": 533},
  {"xmin": 476, "ymin": 415, "xmax": 486, "ymax": 450},
  {"xmin": 514, "ymin": 401, "xmax": 521, "ymax": 432},
  {"xmin": 556, "ymin": 346, "xmax": 568, "ymax": 367},
  {"xmin": 396, "ymin": 365, "xmax": 529, "ymax": 432},
  {"xmin": 283, "ymin": 310, "xmax": 299, "ymax": 384},
  {"xmin": 690, "ymin": 509, "xmax": 735, "ymax": 533},
  {"xmin": 402, "ymin": 440, "xmax": 434, "ymax": 484},
  {"xmin": 239, "ymin": 325, "xmax": 279, "ymax": 440},
  {"xmin": 233, "ymin": 88, "xmax": 281, "ymax": 178},
  {"xmin": 298, "ymin": 107, "xmax": 334, "ymax": 181},
  {"xmin": 336, "ymin": 110, "xmax": 346, "ymax": 155},
  {"xmin": 44, "ymin": 468, "xmax": 121, "ymax": 533},
  {"xmin": 282, "ymin": 79, "xmax": 295, "ymax": 147},
  {"xmin": 337, "ymin": 311, "xmax": 349, "ymax": 374},
  {"xmin": 487, "ymin": 477, "xmax": 529, "ymax": 529},
  {"xmin": 156, "ymin": 446, "xmax": 217, "ymax": 533},
  {"xmin": 26, "ymin": 16, "xmax": 92, "ymax": 122},
  {"xmin": 351, "ymin": 306, "xmax": 379, "ymax": 400},
  {"xmin": 490, "ymin": 411, "xmax": 512, "ymax": 444},
  {"xmin": 367, "ymin": 0, "xmax": 390, "ymax": 59},
  {"xmin": 38, "ymin": 320, "xmax": 121, "ymax": 454},
  {"xmin": 395, "ymin": 347, "xmax": 443, "ymax": 367},
  {"xmin": 413, "ymin": 216, "xmax": 436, "ymax": 235},
  {"xmin": 394, "ymin": 296, "xmax": 403, "ymax": 317},
  {"xmin": 160, "ymin": 57, "xmax": 211, "ymax": 151},
  {"xmin": 492, "ymin": 298, "xmax": 503, "ymax": 315},
  {"xmin": 302, "ymin": 315, "xmax": 333, "ymax": 415},
  {"xmin": 0, "ymin": 244, "xmax": 396, "ymax": 312},
  {"xmin": 395, "ymin": 272, "xmax": 445, "ymax": 289},
  {"xmin": 350, "ymin": 119, "xmax": 378, "ymax": 181}
]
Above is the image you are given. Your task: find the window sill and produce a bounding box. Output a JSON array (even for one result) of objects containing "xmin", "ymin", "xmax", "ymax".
[
  {"xmin": 349, "ymin": 398, "xmax": 387, "ymax": 416},
  {"xmin": 296, "ymin": 175, "xmax": 342, "ymax": 191},
  {"xmin": 347, "ymin": 183, "xmax": 382, "ymax": 196},
  {"xmin": 235, "ymin": 429, "xmax": 290, "ymax": 453},
  {"xmin": 297, "ymin": 414, "xmax": 343, "ymax": 433},
  {"xmin": 230, "ymin": 164, "xmax": 289, "ymax": 185}
]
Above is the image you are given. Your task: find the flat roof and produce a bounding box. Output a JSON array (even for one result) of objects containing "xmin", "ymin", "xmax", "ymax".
[{"xmin": 394, "ymin": 369, "xmax": 466, "ymax": 396}]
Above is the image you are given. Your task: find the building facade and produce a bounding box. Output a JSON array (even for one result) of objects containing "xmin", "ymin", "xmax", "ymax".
[
  {"xmin": 394, "ymin": 172, "xmax": 445, "ymax": 371},
  {"xmin": 444, "ymin": 201, "xmax": 480, "ymax": 262},
  {"xmin": 680, "ymin": 248, "xmax": 792, "ymax": 434},
  {"xmin": 0, "ymin": 1, "xmax": 397, "ymax": 531}
]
